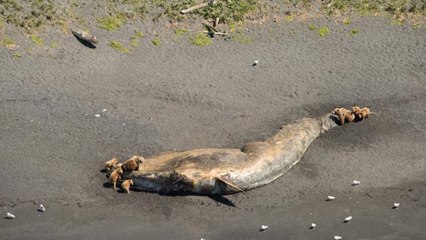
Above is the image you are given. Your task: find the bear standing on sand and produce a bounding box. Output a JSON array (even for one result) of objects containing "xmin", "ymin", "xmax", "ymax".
[{"xmin": 333, "ymin": 106, "xmax": 371, "ymax": 125}]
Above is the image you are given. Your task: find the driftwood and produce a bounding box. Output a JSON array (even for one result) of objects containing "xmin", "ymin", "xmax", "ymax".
[
  {"xmin": 181, "ymin": 0, "xmax": 217, "ymax": 14},
  {"xmin": 126, "ymin": 107, "xmax": 369, "ymax": 195},
  {"xmin": 201, "ymin": 31, "xmax": 228, "ymax": 36},
  {"xmin": 202, "ymin": 22, "xmax": 228, "ymax": 36},
  {"xmin": 71, "ymin": 29, "xmax": 98, "ymax": 45}
]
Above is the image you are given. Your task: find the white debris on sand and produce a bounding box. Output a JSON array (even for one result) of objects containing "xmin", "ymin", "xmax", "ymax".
[
  {"xmin": 5, "ymin": 212, "xmax": 15, "ymax": 219},
  {"xmin": 327, "ymin": 195, "xmax": 336, "ymax": 201},
  {"xmin": 352, "ymin": 180, "xmax": 360, "ymax": 186},
  {"xmin": 252, "ymin": 60, "xmax": 259, "ymax": 66},
  {"xmin": 94, "ymin": 114, "xmax": 101, "ymax": 118},
  {"xmin": 310, "ymin": 223, "xmax": 316, "ymax": 229},
  {"xmin": 334, "ymin": 236, "xmax": 342, "ymax": 240},
  {"xmin": 344, "ymin": 216, "xmax": 352, "ymax": 222},
  {"xmin": 393, "ymin": 203, "xmax": 400, "ymax": 208},
  {"xmin": 102, "ymin": 109, "xmax": 107, "ymax": 112},
  {"xmin": 37, "ymin": 204, "xmax": 46, "ymax": 212},
  {"xmin": 260, "ymin": 225, "xmax": 269, "ymax": 231}
]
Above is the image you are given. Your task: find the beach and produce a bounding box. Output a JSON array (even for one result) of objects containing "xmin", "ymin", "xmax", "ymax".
[{"xmin": 1, "ymin": 16, "xmax": 425, "ymax": 239}]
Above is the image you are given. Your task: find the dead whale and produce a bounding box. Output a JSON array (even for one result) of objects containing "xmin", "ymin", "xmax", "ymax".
[{"xmin": 119, "ymin": 107, "xmax": 369, "ymax": 195}]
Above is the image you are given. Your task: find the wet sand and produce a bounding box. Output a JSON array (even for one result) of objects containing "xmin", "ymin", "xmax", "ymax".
[{"xmin": 1, "ymin": 18, "xmax": 425, "ymax": 239}]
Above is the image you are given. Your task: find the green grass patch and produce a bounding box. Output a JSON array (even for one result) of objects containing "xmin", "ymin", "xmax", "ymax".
[
  {"xmin": 133, "ymin": 30, "xmax": 144, "ymax": 38},
  {"xmin": 349, "ymin": 28, "xmax": 359, "ymax": 36},
  {"xmin": 307, "ymin": 24, "xmax": 316, "ymax": 30},
  {"xmin": 284, "ymin": 15, "xmax": 294, "ymax": 22},
  {"xmin": 31, "ymin": 34, "xmax": 44, "ymax": 45},
  {"xmin": 321, "ymin": 0, "xmax": 426, "ymax": 17},
  {"xmin": 0, "ymin": 0, "xmax": 59, "ymax": 31},
  {"xmin": 201, "ymin": 0, "xmax": 258, "ymax": 24},
  {"xmin": 154, "ymin": 0, "xmax": 195, "ymax": 22},
  {"xmin": 231, "ymin": 32, "xmax": 252, "ymax": 44},
  {"xmin": 109, "ymin": 40, "xmax": 129, "ymax": 53},
  {"xmin": 174, "ymin": 28, "xmax": 187, "ymax": 36},
  {"xmin": 391, "ymin": 17, "xmax": 405, "ymax": 26},
  {"xmin": 229, "ymin": 21, "xmax": 242, "ymax": 33},
  {"xmin": 152, "ymin": 36, "xmax": 161, "ymax": 46},
  {"xmin": 130, "ymin": 38, "xmax": 139, "ymax": 47},
  {"xmin": 343, "ymin": 18, "xmax": 352, "ymax": 25},
  {"xmin": 13, "ymin": 51, "xmax": 22, "ymax": 58},
  {"xmin": 50, "ymin": 41, "xmax": 58, "ymax": 48},
  {"xmin": 130, "ymin": 30, "xmax": 144, "ymax": 47},
  {"xmin": 1, "ymin": 37, "xmax": 15, "ymax": 46},
  {"xmin": 191, "ymin": 33, "xmax": 212, "ymax": 46},
  {"xmin": 98, "ymin": 14, "xmax": 126, "ymax": 31},
  {"xmin": 318, "ymin": 27, "xmax": 330, "ymax": 37}
]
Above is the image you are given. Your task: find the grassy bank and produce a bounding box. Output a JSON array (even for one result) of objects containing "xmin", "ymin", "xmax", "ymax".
[
  {"xmin": 0, "ymin": 0, "xmax": 424, "ymax": 53},
  {"xmin": 0, "ymin": 0, "xmax": 425, "ymax": 31}
]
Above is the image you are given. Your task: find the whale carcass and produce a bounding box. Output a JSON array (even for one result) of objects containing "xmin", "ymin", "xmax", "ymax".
[{"xmin": 116, "ymin": 107, "xmax": 369, "ymax": 195}]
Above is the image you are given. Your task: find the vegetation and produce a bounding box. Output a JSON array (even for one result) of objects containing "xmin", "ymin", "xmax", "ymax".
[
  {"xmin": 200, "ymin": 0, "xmax": 257, "ymax": 24},
  {"xmin": 191, "ymin": 33, "xmax": 212, "ymax": 46},
  {"xmin": 349, "ymin": 28, "xmax": 360, "ymax": 36},
  {"xmin": 50, "ymin": 41, "xmax": 58, "ymax": 48},
  {"xmin": 342, "ymin": 18, "xmax": 352, "ymax": 25},
  {"xmin": 130, "ymin": 30, "xmax": 144, "ymax": 47},
  {"xmin": 98, "ymin": 14, "xmax": 126, "ymax": 31},
  {"xmin": 318, "ymin": 27, "xmax": 330, "ymax": 37},
  {"xmin": 1, "ymin": 37, "xmax": 14, "ymax": 46},
  {"xmin": 231, "ymin": 32, "xmax": 252, "ymax": 44},
  {"xmin": 152, "ymin": 0, "xmax": 195, "ymax": 22},
  {"xmin": 174, "ymin": 28, "xmax": 187, "ymax": 36},
  {"xmin": 284, "ymin": 15, "xmax": 294, "ymax": 22},
  {"xmin": 0, "ymin": 0, "xmax": 424, "ymax": 55},
  {"xmin": 0, "ymin": 0, "xmax": 424, "ymax": 35},
  {"xmin": 0, "ymin": 0, "xmax": 59, "ymax": 31},
  {"xmin": 0, "ymin": 37, "xmax": 16, "ymax": 49},
  {"xmin": 320, "ymin": 0, "xmax": 426, "ymax": 19},
  {"xmin": 30, "ymin": 34, "xmax": 44, "ymax": 45},
  {"xmin": 152, "ymin": 36, "xmax": 160, "ymax": 46},
  {"xmin": 109, "ymin": 40, "xmax": 129, "ymax": 53},
  {"xmin": 13, "ymin": 51, "xmax": 22, "ymax": 58}
]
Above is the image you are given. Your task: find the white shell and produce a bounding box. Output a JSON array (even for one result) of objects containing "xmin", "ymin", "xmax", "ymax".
[
  {"xmin": 311, "ymin": 223, "xmax": 316, "ymax": 228},
  {"xmin": 38, "ymin": 204, "xmax": 46, "ymax": 212},
  {"xmin": 393, "ymin": 203, "xmax": 400, "ymax": 208},
  {"xmin": 95, "ymin": 114, "xmax": 101, "ymax": 117},
  {"xmin": 344, "ymin": 216, "xmax": 352, "ymax": 222},
  {"xmin": 327, "ymin": 196, "xmax": 336, "ymax": 200},
  {"xmin": 102, "ymin": 109, "xmax": 107, "ymax": 112},
  {"xmin": 334, "ymin": 236, "xmax": 342, "ymax": 240},
  {"xmin": 261, "ymin": 225, "xmax": 268, "ymax": 230},
  {"xmin": 352, "ymin": 180, "xmax": 360, "ymax": 185},
  {"xmin": 6, "ymin": 212, "xmax": 15, "ymax": 219},
  {"xmin": 254, "ymin": 60, "xmax": 259, "ymax": 64}
]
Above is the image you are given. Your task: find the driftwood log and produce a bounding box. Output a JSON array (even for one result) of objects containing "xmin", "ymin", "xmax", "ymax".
[
  {"xmin": 128, "ymin": 109, "xmax": 367, "ymax": 195},
  {"xmin": 180, "ymin": 0, "xmax": 217, "ymax": 14}
]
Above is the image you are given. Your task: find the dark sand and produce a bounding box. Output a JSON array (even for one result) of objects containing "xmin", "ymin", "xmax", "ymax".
[{"xmin": 1, "ymin": 18, "xmax": 425, "ymax": 239}]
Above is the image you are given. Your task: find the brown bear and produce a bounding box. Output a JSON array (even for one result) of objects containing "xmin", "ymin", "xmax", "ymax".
[
  {"xmin": 333, "ymin": 107, "xmax": 355, "ymax": 125},
  {"xmin": 109, "ymin": 167, "xmax": 123, "ymax": 190},
  {"xmin": 121, "ymin": 179, "xmax": 134, "ymax": 194},
  {"xmin": 353, "ymin": 106, "xmax": 371, "ymax": 120},
  {"xmin": 104, "ymin": 158, "xmax": 119, "ymax": 172},
  {"xmin": 121, "ymin": 155, "xmax": 144, "ymax": 172}
]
